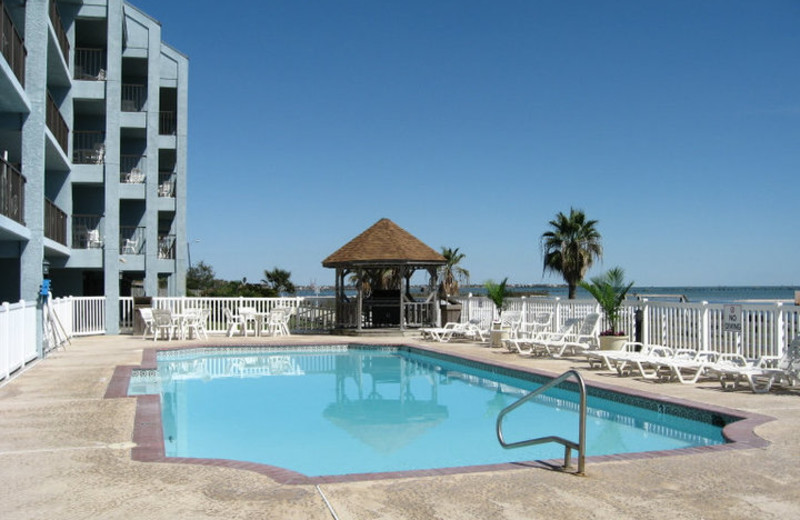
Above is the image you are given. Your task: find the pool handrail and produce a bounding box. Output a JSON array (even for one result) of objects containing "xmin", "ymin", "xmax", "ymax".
[{"xmin": 496, "ymin": 369, "xmax": 587, "ymax": 475}]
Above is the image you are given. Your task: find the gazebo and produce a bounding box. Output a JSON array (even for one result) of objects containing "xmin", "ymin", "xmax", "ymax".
[{"xmin": 322, "ymin": 218, "xmax": 446, "ymax": 333}]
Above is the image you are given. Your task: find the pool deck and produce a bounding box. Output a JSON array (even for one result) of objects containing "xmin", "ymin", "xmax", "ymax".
[{"xmin": 1, "ymin": 334, "xmax": 799, "ymax": 519}]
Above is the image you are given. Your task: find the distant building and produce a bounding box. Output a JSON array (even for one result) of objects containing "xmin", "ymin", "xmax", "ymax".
[{"xmin": 0, "ymin": 0, "xmax": 188, "ymax": 332}]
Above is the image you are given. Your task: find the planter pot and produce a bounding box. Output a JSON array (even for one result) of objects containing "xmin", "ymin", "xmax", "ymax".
[{"xmin": 599, "ymin": 335, "xmax": 629, "ymax": 351}]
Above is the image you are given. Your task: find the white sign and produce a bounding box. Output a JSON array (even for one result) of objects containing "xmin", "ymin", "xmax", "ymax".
[{"xmin": 723, "ymin": 304, "xmax": 742, "ymax": 333}]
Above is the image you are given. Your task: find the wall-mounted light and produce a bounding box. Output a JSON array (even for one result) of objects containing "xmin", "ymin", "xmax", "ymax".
[{"xmin": 42, "ymin": 258, "xmax": 50, "ymax": 276}]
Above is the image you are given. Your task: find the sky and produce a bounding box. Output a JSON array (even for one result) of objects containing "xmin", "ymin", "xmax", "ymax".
[{"xmin": 131, "ymin": 0, "xmax": 800, "ymax": 288}]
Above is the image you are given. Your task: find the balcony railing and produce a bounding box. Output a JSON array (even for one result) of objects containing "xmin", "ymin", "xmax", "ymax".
[
  {"xmin": 120, "ymin": 154, "xmax": 146, "ymax": 183},
  {"xmin": 45, "ymin": 198, "xmax": 67, "ymax": 245},
  {"xmin": 1, "ymin": 0, "xmax": 26, "ymax": 86},
  {"xmin": 158, "ymin": 171, "xmax": 175, "ymax": 197},
  {"xmin": 73, "ymin": 131, "xmax": 105, "ymax": 164},
  {"xmin": 120, "ymin": 226, "xmax": 145, "ymax": 255},
  {"xmin": 159, "ymin": 111, "xmax": 176, "ymax": 135},
  {"xmin": 74, "ymin": 47, "xmax": 106, "ymax": 81},
  {"xmin": 158, "ymin": 234, "xmax": 176, "ymax": 259},
  {"xmin": 49, "ymin": 0, "xmax": 69, "ymax": 63},
  {"xmin": 121, "ymin": 84, "xmax": 146, "ymax": 112},
  {"xmin": 47, "ymin": 91, "xmax": 69, "ymax": 154},
  {"xmin": 0, "ymin": 156, "xmax": 25, "ymax": 224},
  {"xmin": 72, "ymin": 214, "xmax": 103, "ymax": 249}
]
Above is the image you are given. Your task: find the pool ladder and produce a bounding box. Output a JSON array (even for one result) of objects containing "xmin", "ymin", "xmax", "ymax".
[{"xmin": 496, "ymin": 369, "xmax": 587, "ymax": 475}]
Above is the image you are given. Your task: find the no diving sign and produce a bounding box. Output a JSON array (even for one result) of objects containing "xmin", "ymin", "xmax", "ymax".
[{"xmin": 723, "ymin": 305, "xmax": 742, "ymax": 333}]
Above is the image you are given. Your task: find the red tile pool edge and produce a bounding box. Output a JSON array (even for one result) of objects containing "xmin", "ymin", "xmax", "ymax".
[{"xmin": 105, "ymin": 341, "xmax": 774, "ymax": 485}]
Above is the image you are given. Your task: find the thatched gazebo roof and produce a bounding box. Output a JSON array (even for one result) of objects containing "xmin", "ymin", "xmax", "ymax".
[
  {"xmin": 323, "ymin": 218, "xmax": 446, "ymax": 268},
  {"xmin": 322, "ymin": 219, "xmax": 446, "ymax": 332}
]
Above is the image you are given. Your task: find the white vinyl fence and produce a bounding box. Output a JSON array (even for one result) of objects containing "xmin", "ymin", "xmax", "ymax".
[
  {"xmin": 3, "ymin": 295, "xmax": 799, "ymax": 385},
  {"xmin": 454, "ymin": 296, "xmax": 800, "ymax": 359},
  {"xmin": 0, "ymin": 300, "xmax": 38, "ymax": 381}
]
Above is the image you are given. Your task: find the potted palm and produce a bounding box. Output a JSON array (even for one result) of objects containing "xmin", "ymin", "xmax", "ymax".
[
  {"xmin": 485, "ymin": 278, "xmax": 511, "ymax": 347},
  {"xmin": 580, "ymin": 267, "xmax": 634, "ymax": 350}
]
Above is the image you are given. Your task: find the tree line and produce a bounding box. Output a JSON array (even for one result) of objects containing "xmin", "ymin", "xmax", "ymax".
[{"xmin": 187, "ymin": 262, "xmax": 297, "ymax": 297}]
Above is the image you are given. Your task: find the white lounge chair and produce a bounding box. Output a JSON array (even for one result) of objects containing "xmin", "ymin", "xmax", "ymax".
[
  {"xmin": 710, "ymin": 337, "xmax": 800, "ymax": 393},
  {"xmin": 499, "ymin": 312, "xmax": 552, "ymax": 353},
  {"xmin": 547, "ymin": 312, "xmax": 601, "ymax": 358},
  {"xmin": 649, "ymin": 349, "xmax": 721, "ymax": 384},
  {"xmin": 516, "ymin": 318, "xmax": 582, "ymax": 357}
]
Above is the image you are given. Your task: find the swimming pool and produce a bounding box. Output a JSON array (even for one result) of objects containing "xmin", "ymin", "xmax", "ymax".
[{"xmin": 127, "ymin": 344, "xmax": 742, "ymax": 478}]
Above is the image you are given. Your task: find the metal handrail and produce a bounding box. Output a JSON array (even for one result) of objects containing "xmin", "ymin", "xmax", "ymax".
[{"xmin": 496, "ymin": 369, "xmax": 587, "ymax": 475}]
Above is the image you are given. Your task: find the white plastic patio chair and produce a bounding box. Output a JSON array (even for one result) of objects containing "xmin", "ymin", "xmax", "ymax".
[
  {"xmin": 138, "ymin": 307, "xmax": 155, "ymax": 339},
  {"xmin": 710, "ymin": 337, "xmax": 800, "ymax": 393},
  {"xmin": 151, "ymin": 309, "xmax": 176, "ymax": 342},
  {"xmin": 224, "ymin": 308, "xmax": 246, "ymax": 337}
]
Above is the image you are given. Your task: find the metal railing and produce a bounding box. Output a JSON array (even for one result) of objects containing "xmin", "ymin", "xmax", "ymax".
[
  {"xmin": 0, "ymin": 156, "xmax": 25, "ymax": 224},
  {"xmin": 73, "ymin": 131, "xmax": 105, "ymax": 164},
  {"xmin": 120, "ymin": 154, "xmax": 146, "ymax": 183},
  {"xmin": 158, "ymin": 234, "xmax": 175, "ymax": 259},
  {"xmin": 121, "ymin": 83, "xmax": 146, "ymax": 112},
  {"xmin": 159, "ymin": 111, "xmax": 176, "ymax": 135},
  {"xmin": 1, "ymin": 0, "xmax": 26, "ymax": 86},
  {"xmin": 74, "ymin": 47, "xmax": 106, "ymax": 80},
  {"xmin": 44, "ymin": 198, "xmax": 67, "ymax": 245},
  {"xmin": 71, "ymin": 214, "xmax": 103, "ymax": 249},
  {"xmin": 119, "ymin": 226, "xmax": 145, "ymax": 255},
  {"xmin": 158, "ymin": 171, "xmax": 175, "ymax": 197},
  {"xmin": 47, "ymin": 91, "xmax": 69, "ymax": 154},
  {"xmin": 496, "ymin": 369, "xmax": 587, "ymax": 475},
  {"xmin": 49, "ymin": 0, "xmax": 69, "ymax": 63}
]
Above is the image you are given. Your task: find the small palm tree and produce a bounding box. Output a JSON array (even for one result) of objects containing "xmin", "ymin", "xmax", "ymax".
[
  {"xmin": 485, "ymin": 278, "xmax": 511, "ymax": 318},
  {"xmin": 262, "ymin": 267, "xmax": 297, "ymax": 296},
  {"xmin": 438, "ymin": 247, "xmax": 470, "ymax": 299},
  {"xmin": 580, "ymin": 267, "xmax": 634, "ymax": 335},
  {"xmin": 541, "ymin": 208, "xmax": 603, "ymax": 299}
]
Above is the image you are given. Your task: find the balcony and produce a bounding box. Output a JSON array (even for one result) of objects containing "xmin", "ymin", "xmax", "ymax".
[
  {"xmin": 49, "ymin": 0, "xmax": 69, "ymax": 64},
  {"xmin": 120, "ymin": 226, "xmax": 145, "ymax": 255},
  {"xmin": 159, "ymin": 111, "xmax": 176, "ymax": 135},
  {"xmin": 158, "ymin": 234, "xmax": 175, "ymax": 259},
  {"xmin": 0, "ymin": 156, "xmax": 25, "ymax": 224},
  {"xmin": 72, "ymin": 214, "xmax": 103, "ymax": 249},
  {"xmin": 120, "ymin": 154, "xmax": 146, "ymax": 184},
  {"xmin": 73, "ymin": 130, "xmax": 105, "ymax": 165},
  {"xmin": 74, "ymin": 48, "xmax": 106, "ymax": 81},
  {"xmin": 158, "ymin": 171, "xmax": 175, "ymax": 198},
  {"xmin": 45, "ymin": 198, "xmax": 67, "ymax": 245},
  {"xmin": 121, "ymin": 84, "xmax": 146, "ymax": 112},
  {"xmin": 0, "ymin": 0, "xmax": 26, "ymax": 86},
  {"xmin": 47, "ymin": 91, "xmax": 69, "ymax": 154}
]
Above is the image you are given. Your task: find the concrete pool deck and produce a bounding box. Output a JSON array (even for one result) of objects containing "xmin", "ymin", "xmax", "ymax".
[{"xmin": 1, "ymin": 334, "xmax": 798, "ymax": 519}]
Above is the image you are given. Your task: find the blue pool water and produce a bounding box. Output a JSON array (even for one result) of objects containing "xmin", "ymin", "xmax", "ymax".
[{"xmin": 128, "ymin": 345, "xmax": 732, "ymax": 477}]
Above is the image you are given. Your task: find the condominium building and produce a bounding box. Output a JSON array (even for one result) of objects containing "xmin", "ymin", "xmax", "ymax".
[{"xmin": 0, "ymin": 0, "xmax": 188, "ymax": 332}]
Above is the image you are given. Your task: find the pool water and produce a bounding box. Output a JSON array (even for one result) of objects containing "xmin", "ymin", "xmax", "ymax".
[{"xmin": 129, "ymin": 345, "xmax": 731, "ymax": 477}]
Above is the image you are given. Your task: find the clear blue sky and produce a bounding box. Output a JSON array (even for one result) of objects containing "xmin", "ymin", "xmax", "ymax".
[{"xmin": 133, "ymin": 0, "xmax": 799, "ymax": 288}]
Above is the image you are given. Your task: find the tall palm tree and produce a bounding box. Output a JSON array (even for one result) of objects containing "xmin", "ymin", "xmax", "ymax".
[
  {"xmin": 262, "ymin": 267, "xmax": 297, "ymax": 295},
  {"xmin": 540, "ymin": 208, "xmax": 603, "ymax": 299},
  {"xmin": 438, "ymin": 247, "xmax": 470, "ymax": 299}
]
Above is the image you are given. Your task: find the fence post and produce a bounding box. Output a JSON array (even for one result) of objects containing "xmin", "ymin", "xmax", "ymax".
[
  {"xmin": 701, "ymin": 301, "xmax": 710, "ymax": 352},
  {"xmin": 774, "ymin": 302, "xmax": 785, "ymax": 357},
  {"xmin": 554, "ymin": 297, "xmax": 562, "ymax": 327},
  {"xmin": 2, "ymin": 301, "xmax": 9, "ymax": 380}
]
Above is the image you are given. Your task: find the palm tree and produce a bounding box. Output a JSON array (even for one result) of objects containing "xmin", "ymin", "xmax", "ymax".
[
  {"xmin": 261, "ymin": 267, "xmax": 297, "ymax": 295},
  {"xmin": 438, "ymin": 247, "xmax": 470, "ymax": 299},
  {"xmin": 540, "ymin": 208, "xmax": 603, "ymax": 299}
]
